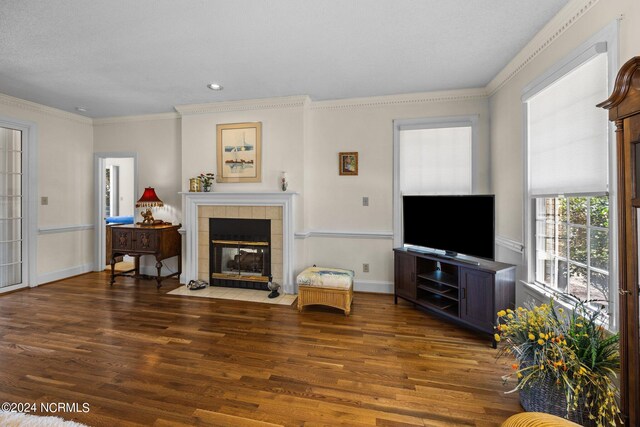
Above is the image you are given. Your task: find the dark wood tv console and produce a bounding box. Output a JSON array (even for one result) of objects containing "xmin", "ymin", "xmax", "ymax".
[{"xmin": 393, "ymin": 248, "xmax": 515, "ymax": 346}]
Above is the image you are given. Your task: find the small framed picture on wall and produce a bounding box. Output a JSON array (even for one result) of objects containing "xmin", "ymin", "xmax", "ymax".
[{"xmin": 338, "ymin": 152, "xmax": 358, "ymax": 176}]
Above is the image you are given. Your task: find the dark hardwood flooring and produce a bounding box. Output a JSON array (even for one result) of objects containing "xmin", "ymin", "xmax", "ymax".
[{"xmin": 0, "ymin": 273, "xmax": 521, "ymax": 426}]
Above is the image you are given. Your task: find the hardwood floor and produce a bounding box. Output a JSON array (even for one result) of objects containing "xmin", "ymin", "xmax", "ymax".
[{"xmin": 0, "ymin": 273, "xmax": 522, "ymax": 426}]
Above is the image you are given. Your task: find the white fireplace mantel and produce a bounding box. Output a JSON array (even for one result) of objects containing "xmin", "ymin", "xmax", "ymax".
[{"xmin": 180, "ymin": 191, "xmax": 298, "ymax": 293}]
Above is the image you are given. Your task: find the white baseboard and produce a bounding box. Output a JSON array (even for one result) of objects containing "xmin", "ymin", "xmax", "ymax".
[
  {"xmin": 37, "ymin": 263, "xmax": 94, "ymax": 285},
  {"xmin": 0, "ymin": 283, "xmax": 29, "ymax": 294},
  {"xmin": 354, "ymin": 279, "xmax": 393, "ymax": 294}
]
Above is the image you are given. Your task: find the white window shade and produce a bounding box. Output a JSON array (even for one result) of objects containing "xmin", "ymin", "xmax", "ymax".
[
  {"xmin": 527, "ymin": 53, "xmax": 609, "ymax": 196},
  {"xmin": 399, "ymin": 126, "xmax": 471, "ymax": 195}
]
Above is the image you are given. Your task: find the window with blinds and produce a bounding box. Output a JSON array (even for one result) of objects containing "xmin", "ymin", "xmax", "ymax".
[
  {"xmin": 527, "ymin": 53, "xmax": 609, "ymax": 197},
  {"xmin": 525, "ymin": 50, "xmax": 612, "ymax": 315},
  {"xmin": 399, "ymin": 125, "xmax": 472, "ymax": 195},
  {"xmin": 0, "ymin": 127, "xmax": 22, "ymax": 289}
]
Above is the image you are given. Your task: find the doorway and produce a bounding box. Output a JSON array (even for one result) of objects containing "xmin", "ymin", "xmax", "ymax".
[{"xmin": 94, "ymin": 153, "xmax": 137, "ymax": 271}]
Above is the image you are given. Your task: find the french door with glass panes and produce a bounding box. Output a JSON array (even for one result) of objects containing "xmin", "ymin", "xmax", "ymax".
[{"xmin": 0, "ymin": 126, "xmax": 23, "ymax": 290}]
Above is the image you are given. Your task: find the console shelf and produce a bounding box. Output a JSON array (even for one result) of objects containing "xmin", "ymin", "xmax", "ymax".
[
  {"xmin": 394, "ymin": 248, "xmax": 515, "ymax": 345},
  {"xmin": 417, "ymin": 282, "xmax": 458, "ymax": 301},
  {"xmin": 417, "ymin": 271, "xmax": 457, "ymax": 288}
]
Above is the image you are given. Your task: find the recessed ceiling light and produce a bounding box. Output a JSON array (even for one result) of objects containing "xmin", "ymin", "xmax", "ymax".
[
  {"xmin": 75, "ymin": 107, "xmax": 87, "ymax": 112},
  {"xmin": 207, "ymin": 83, "xmax": 223, "ymax": 91}
]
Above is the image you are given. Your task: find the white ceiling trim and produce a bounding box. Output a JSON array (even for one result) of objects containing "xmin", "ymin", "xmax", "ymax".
[
  {"xmin": 172, "ymin": 89, "xmax": 488, "ymax": 117},
  {"xmin": 486, "ymin": 0, "xmax": 601, "ymax": 96},
  {"xmin": 310, "ymin": 88, "xmax": 488, "ymax": 111},
  {"xmin": 175, "ymin": 95, "xmax": 311, "ymax": 116},
  {"xmin": 93, "ymin": 112, "xmax": 180, "ymax": 125},
  {"xmin": 0, "ymin": 92, "xmax": 92, "ymax": 125}
]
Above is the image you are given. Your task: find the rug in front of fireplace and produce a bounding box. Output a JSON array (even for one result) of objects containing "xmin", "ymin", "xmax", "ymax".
[{"xmin": 167, "ymin": 285, "xmax": 297, "ymax": 306}]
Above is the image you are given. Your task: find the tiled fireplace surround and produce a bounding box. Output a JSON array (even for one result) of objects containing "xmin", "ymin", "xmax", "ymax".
[{"xmin": 181, "ymin": 192, "xmax": 296, "ymax": 294}]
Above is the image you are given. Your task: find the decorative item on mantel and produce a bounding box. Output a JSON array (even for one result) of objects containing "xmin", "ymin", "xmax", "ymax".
[
  {"xmin": 189, "ymin": 177, "xmax": 202, "ymax": 192},
  {"xmin": 280, "ymin": 171, "xmax": 288, "ymax": 191},
  {"xmin": 199, "ymin": 172, "xmax": 215, "ymax": 192},
  {"xmin": 135, "ymin": 187, "xmax": 167, "ymax": 226}
]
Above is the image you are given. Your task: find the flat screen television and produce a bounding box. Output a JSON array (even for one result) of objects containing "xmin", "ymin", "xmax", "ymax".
[{"xmin": 402, "ymin": 195, "xmax": 495, "ymax": 261}]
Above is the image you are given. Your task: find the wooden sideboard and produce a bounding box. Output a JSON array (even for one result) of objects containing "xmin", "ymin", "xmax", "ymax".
[{"xmin": 109, "ymin": 223, "xmax": 181, "ymax": 287}]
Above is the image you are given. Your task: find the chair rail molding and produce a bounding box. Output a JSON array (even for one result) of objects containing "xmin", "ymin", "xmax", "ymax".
[
  {"xmin": 496, "ymin": 235, "xmax": 525, "ymax": 254},
  {"xmin": 38, "ymin": 224, "xmax": 95, "ymax": 235},
  {"xmin": 294, "ymin": 230, "xmax": 393, "ymax": 239}
]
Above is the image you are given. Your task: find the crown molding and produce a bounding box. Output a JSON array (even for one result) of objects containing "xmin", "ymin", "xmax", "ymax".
[
  {"xmin": 0, "ymin": 92, "xmax": 93, "ymax": 125},
  {"xmin": 486, "ymin": 0, "xmax": 601, "ymax": 96},
  {"xmin": 175, "ymin": 95, "xmax": 311, "ymax": 116},
  {"xmin": 93, "ymin": 112, "xmax": 180, "ymax": 125},
  {"xmin": 310, "ymin": 88, "xmax": 488, "ymax": 111}
]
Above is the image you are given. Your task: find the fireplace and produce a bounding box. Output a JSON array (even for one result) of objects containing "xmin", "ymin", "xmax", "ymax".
[
  {"xmin": 181, "ymin": 192, "xmax": 297, "ymax": 294},
  {"xmin": 209, "ymin": 218, "xmax": 271, "ymax": 290}
]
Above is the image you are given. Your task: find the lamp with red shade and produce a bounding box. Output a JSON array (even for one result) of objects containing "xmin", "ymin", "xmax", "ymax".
[{"xmin": 136, "ymin": 187, "xmax": 165, "ymax": 225}]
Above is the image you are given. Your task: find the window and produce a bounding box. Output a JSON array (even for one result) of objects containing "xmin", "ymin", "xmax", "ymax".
[
  {"xmin": 393, "ymin": 116, "xmax": 476, "ymax": 247},
  {"xmin": 399, "ymin": 125, "xmax": 472, "ymax": 195},
  {"xmin": 524, "ymin": 25, "xmax": 618, "ymax": 329},
  {"xmin": 534, "ymin": 196, "xmax": 609, "ymax": 310}
]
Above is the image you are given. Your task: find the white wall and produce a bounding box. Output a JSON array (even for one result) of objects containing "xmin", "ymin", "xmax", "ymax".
[
  {"xmin": 178, "ymin": 100, "xmax": 306, "ymax": 194},
  {"xmin": 0, "ymin": 93, "xmax": 94, "ymax": 284},
  {"xmin": 304, "ymin": 92, "xmax": 490, "ymax": 287},
  {"xmin": 93, "ymin": 115, "xmax": 182, "ymax": 225},
  {"xmin": 489, "ymin": 0, "xmax": 640, "ymax": 303},
  {"xmin": 172, "ymin": 93, "xmax": 490, "ymax": 289},
  {"xmin": 105, "ymin": 157, "xmax": 135, "ymax": 217}
]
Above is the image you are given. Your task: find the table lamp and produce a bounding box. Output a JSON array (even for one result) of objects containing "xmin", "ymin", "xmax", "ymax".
[{"xmin": 136, "ymin": 187, "xmax": 164, "ymax": 225}]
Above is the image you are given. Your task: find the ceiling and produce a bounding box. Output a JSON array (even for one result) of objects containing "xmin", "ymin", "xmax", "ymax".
[{"xmin": 0, "ymin": 0, "xmax": 569, "ymax": 118}]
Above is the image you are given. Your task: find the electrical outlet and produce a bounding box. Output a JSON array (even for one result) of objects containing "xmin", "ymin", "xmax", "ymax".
[
  {"xmin": 362, "ymin": 196, "xmax": 369, "ymax": 206},
  {"xmin": 363, "ymin": 263, "xmax": 370, "ymax": 273},
  {"xmin": 41, "ymin": 196, "xmax": 48, "ymax": 205}
]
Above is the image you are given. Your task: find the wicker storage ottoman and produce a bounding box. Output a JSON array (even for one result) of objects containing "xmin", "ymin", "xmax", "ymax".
[{"xmin": 296, "ymin": 267, "xmax": 354, "ymax": 316}]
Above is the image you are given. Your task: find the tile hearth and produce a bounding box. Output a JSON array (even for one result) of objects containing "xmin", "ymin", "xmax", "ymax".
[{"xmin": 168, "ymin": 285, "xmax": 297, "ymax": 306}]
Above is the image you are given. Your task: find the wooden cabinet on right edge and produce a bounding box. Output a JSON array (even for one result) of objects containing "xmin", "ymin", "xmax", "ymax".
[{"xmin": 393, "ymin": 248, "xmax": 516, "ymax": 345}]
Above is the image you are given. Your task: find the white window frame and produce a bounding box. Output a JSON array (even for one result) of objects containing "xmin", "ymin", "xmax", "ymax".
[
  {"xmin": 393, "ymin": 115, "xmax": 478, "ymax": 248},
  {"xmin": 522, "ymin": 21, "xmax": 619, "ymax": 329},
  {"xmin": 0, "ymin": 115, "xmax": 38, "ymax": 292}
]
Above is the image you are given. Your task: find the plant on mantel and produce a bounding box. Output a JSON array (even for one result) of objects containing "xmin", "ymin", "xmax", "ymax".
[
  {"xmin": 494, "ymin": 297, "xmax": 621, "ymax": 426},
  {"xmin": 199, "ymin": 172, "xmax": 215, "ymax": 192}
]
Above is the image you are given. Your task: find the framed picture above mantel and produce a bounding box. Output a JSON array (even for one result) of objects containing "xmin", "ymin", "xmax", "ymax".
[{"xmin": 217, "ymin": 122, "xmax": 262, "ymax": 183}]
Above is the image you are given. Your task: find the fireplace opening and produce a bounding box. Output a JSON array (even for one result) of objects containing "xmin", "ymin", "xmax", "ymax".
[{"xmin": 209, "ymin": 218, "xmax": 271, "ymax": 290}]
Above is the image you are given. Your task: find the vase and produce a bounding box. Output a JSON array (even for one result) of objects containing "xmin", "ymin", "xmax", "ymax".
[
  {"xmin": 189, "ymin": 178, "xmax": 201, "ymax": 192},
  {"xmin": 519, "ymin": 374, "xmax": 595, "ymax": 426},
  {"xmin": 203, "ymin": 184, "xmax": 211, "ymax": 192}
]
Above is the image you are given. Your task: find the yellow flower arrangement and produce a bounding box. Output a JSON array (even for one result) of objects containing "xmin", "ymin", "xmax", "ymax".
[{"xmin": 494, "ymin": 298, "xmax": 621, "ymax": 426}]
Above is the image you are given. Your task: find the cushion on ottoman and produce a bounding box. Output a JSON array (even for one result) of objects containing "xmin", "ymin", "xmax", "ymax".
[{"xmin": 296, "ymin": 267, "xmax": 355, "ymax": 289}]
